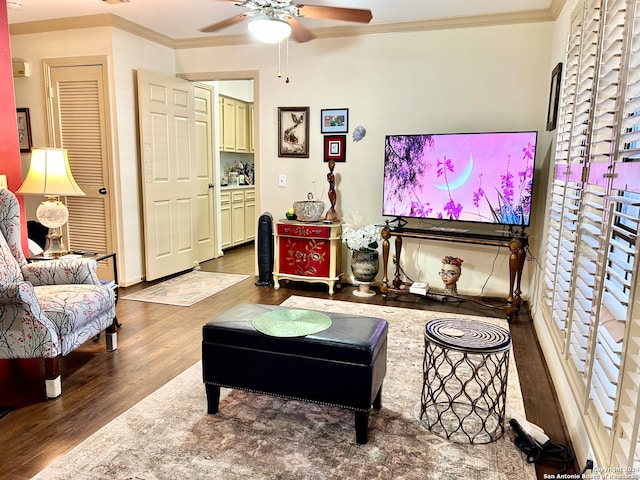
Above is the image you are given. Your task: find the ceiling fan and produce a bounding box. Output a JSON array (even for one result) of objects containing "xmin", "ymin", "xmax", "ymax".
[{"xmin": 199, "ymin": 0, "xmax": 373, "ymax": 43}]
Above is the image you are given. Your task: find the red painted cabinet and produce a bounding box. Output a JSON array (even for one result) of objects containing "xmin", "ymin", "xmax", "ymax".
[{"xmin": 273, "ymin": 220, "xmax": 342, "ymax": 294}]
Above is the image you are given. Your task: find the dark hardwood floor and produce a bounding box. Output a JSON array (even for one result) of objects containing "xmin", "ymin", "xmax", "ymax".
[{"xmin": 0, "ymin": 244, "xmax": 575, "ymax": 479}]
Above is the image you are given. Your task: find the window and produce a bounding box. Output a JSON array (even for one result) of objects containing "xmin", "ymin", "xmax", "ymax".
[{"xmin": 541, "ymin": 0, "xmax": 640, "ymax": 467}]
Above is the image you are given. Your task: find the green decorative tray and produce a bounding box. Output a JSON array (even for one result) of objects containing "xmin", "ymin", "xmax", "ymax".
[{"xmin": 252, "ymin": 309, "xmax": 332, "ymax": 337}]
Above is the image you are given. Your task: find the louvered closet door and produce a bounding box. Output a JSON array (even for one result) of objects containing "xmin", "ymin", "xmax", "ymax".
[{"xmin": 48, "ymin": 62, "xmax": 115, "ymax": 279}]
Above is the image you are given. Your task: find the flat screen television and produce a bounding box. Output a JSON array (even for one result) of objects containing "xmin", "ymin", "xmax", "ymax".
[{"xmin": 382, "ymin": 131, "xmax": 537, "ymax": 227}]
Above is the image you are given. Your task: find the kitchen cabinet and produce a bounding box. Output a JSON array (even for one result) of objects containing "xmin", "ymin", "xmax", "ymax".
[
  {"xmin": 248, "ymin": 102, "xmax": 255, "ymax": 153},
  {"xmin": 231, "ymin": 190, "xmax": 245, "ymax": 246},
  {"xmin": 219, "ymin": 95, "xmax": 253, "ymax": 153},
  {"xmin": 244, "ymin": 188, "xmax": 255, "ymax": 241},
  {"xmin": 235, "ymin": 100, "xmax": 248, "ymax": 153},
  {"xmin": 220, "ymin": 96, "xmax": 236, "ymax": 152},
  {"xmin": 221, "ymin": 187, "xmax": 255, "ymax": 249},
  {"xmin": 220, "ymin": 190, "xmax": 232, "ymax": 249}
]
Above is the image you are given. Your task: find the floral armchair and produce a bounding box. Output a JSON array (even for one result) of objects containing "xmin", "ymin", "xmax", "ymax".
[{"xmin": 0, "ymin": 189, "xmax": 117, "ymax": 398}]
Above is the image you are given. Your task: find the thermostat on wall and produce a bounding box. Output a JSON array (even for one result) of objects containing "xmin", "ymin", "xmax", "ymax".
[{"xmin": 12, "ymin": 59, "xmax": 30, "ymax": 78}]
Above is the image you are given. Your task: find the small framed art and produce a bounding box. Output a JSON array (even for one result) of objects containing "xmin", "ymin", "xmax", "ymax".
[
  {"xmin": 17, "ymin": 108, "xmax": 32, "ymax": 153},
  {"xmin": 324, "ymin": 135, "xmax": 346, "ymax": 162},
  {"xmin": 278, "ymin": 106, "xmax": 310, "ymax": 158},
  {"xmin": 320, "ymin": 108, "xmax": 348, "ymax": 134},
  {"xmin": 546, "ymin": 62, "xmax": 562, "ymax": 131}
]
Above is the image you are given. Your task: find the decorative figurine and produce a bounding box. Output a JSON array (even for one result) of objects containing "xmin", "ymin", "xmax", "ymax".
[
  {"xmin": 352, "ymin": 125, "xmax": 366, "ymax": 142},
  {"xmin": 440, "ymin": 256, "xmax": 463, "ymax": 297},
  {"xmin": 325, "ymin": 159, "xmax": 339, "ymax": 222}
]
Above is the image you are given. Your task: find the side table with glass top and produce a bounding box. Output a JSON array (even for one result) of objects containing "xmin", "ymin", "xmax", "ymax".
[{"xmin": 27, "ymin": 251, "xmax": 121, "ymax": 330}]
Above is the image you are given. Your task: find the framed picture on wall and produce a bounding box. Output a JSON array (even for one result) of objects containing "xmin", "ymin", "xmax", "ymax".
[
  {"xmin": 320, "ymin": 108, "xmax": 348, "ymax": 134},
  {"xmin": 17, "ymin": 108, "xmax": 32, "ymax": 152},
  {"xmin": 278, "ymin": 106, "xmax": 310, "ymax": 157},
  {"xmin": 546, "ymin": 62, "xmax": 562, "ymax": 131},
  {"xmin": 324, "ymin": 135, "xmax": 346, "ymax": 162}
]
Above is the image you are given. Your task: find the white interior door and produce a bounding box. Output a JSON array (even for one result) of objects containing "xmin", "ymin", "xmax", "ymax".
[
  {"xmin": 136, "ymin": 69, "xmax": 198, "ymax": 281},
  {"xmin": 45, "ymin": 58, "xmax": 115, "ymax": 280},
  {"xmin": 194, "ymin": 83, "xmax": 218, "ymax": 262}
]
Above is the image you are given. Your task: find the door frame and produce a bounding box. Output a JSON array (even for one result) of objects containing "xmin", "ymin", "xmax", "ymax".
[{"xmin": 179, "ymin": 70, "xmax": 260, "ymax": 271}]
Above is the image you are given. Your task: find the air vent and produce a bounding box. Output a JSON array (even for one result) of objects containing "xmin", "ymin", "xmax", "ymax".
[{"xmin": 102, "ymin": 0, "xmax": 130, "ymax": 4}]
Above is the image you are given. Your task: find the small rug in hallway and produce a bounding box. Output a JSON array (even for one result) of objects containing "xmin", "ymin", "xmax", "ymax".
[
  {"xmin": 31, "ymin": 296, "xmax": 535, "ymax": 480},
  {"xmin": 121, "ymin": 271, "xmax": 250, "ymax": 306}
]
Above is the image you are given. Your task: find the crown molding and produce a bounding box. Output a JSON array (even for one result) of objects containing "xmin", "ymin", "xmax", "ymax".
[
  {"xmin": 9, "ymin": 13, "xmax": 175, "ymax": 48},
  {"xmin": 548, "ymin": 0, "xmax": 569, "ymax": 19},
  {"xmin": 9, "ymin": 8, "xmax": 557, "ymax": 50},
  {"xmin": 175, "ymin": 9, "xmax": 554, "ymax": 49}
]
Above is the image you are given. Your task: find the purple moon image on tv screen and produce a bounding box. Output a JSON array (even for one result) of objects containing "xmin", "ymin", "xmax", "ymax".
[{"xmin": 383, "ymin": 131, "xmax": 537, "ymax": 226}]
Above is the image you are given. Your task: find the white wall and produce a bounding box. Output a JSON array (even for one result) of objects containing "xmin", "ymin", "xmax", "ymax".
[
  {"xmin": 110, "ymin": 29, "xmax": 176, "ymax": 284},
  {"xmin": 10, "ymin": 20, "xmax": 556, "ymax": 295},
  {"xmin": 10, "ymin": 27, "xmax": 114, "ymax": 215},
  {"xmin": 176, "ymin": 23, "xmax": 554, "ymax": 296},
  {"xmin": 10, "ymin": 27, "xmax": 175, "ymax": 285},
  {"xmin": 217, "ymin": 79, "xmax": 253, "ymax": 102}
]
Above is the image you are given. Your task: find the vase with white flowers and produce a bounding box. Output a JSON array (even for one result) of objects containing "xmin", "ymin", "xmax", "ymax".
[{"xmin": 342, "ymin": 214, "xmax": 383, "ymax": 285}]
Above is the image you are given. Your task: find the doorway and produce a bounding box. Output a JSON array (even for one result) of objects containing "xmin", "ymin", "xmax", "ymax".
[{"xmin": 182, "ymin": 73, "xmax": 259, "ymax": 266}]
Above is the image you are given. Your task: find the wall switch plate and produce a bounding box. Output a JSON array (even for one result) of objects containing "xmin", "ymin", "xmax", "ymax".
[{"xmin": 278, "ymin": 174, "xmax": 286, "ymax": 187}]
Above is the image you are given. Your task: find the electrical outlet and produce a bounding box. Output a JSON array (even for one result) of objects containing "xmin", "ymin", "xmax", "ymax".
[{"xmin": 278, "ymin": 174, "xmax": 286, "ymax": 187}]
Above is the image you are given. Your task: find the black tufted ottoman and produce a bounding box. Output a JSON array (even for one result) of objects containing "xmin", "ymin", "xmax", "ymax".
[{"xmin": 202, "ymin": 303, "xmax": 388, "ymax": 444}]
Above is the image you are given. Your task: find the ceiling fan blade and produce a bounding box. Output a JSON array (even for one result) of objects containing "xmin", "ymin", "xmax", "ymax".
[
  {"xmin": 286, "ymin": 17, "xmax": 315, "ymax": 43},
  {"xmin": 297, "ymin": 5, "xmax": 372, "ymax": 24},
  {"xmin": 200, "ymin": 14, "xmax": 249, "ymax": 33}
]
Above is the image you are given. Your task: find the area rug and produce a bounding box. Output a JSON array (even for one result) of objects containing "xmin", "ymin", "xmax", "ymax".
[
  {"xmin": 30, "ymin": 296, "xmax": 535, "ymax": 480},
  {"xmin": 121, "ymin": 271, "xmax": 250, "ymax": 306}
]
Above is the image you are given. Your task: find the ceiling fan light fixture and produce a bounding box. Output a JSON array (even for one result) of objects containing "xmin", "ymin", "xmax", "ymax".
[{"xmin": 248, "ymin": 17, "xmax": 291, "ymax": 44}]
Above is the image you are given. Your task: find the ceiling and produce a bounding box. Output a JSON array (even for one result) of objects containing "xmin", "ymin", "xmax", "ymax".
[{"xmin": 6, "ymin": 0, "xmax": 556, "ymax": 43}]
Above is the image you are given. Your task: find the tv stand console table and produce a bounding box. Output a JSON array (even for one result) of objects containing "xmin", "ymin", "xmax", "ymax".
[{"xmin": 380, "ymin": 226, "xmax": 528, "ymax": 322}]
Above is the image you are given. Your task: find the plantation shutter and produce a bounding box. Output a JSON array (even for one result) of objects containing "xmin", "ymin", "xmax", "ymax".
[
  {"xmin": 609, "ymin": 0, "xmax": 640, "ymax": 464},
  {"xmin": 542, "ymin": 3, "xmax": 590, "ymax": 347},
  {"xmin": 575, "ymin": 0, "xmax": 628, "ymax": 441},
  {"xmin": 541, "ymin": 0, "xmax": 640, "ymax": 466}
]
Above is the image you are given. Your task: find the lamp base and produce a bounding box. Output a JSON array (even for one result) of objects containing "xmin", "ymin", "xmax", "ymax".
[{"xmin": 43, "ymin": 233, "xmax": 68, "ymax": 258}]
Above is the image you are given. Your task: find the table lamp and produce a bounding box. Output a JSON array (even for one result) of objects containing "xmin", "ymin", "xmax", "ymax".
[{"xmin": 17, "ymin": 147, "xmax": 85, "ymax": 258}]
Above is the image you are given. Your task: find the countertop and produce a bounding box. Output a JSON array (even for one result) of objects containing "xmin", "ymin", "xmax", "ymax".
[{"xmin": 220, "ymin": 184, "xmax": 255, "ymax": 190}]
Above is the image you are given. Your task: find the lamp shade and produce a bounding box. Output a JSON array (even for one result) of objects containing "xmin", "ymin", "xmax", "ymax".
[
  {"xmin": 17, "ymin": 147, "xmax": 85, "ymax": 197},
  {"xmin": 248, "ymin": 17, "xmax": 291, "ymax": 44}
]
